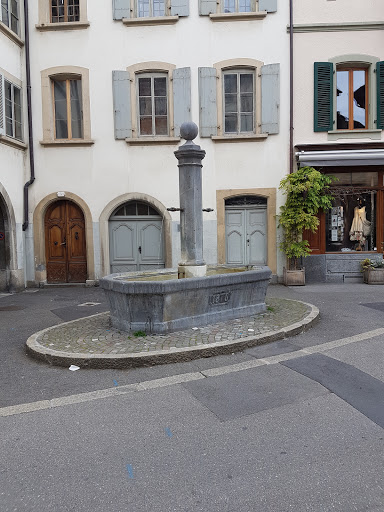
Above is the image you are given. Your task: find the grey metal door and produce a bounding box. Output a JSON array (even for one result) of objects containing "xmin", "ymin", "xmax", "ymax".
[
  {"xmin": 225, "ymin": 206, "xmax": 267, "ymax": 265},
  {"xmin": 109, "ymin": 218, "xmax": 164, "ymax": 272}
]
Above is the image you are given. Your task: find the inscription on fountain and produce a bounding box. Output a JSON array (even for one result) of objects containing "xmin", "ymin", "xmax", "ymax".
[{"xmin": 208, "ymin": 291, "xmax": 231, "ymax": 306}]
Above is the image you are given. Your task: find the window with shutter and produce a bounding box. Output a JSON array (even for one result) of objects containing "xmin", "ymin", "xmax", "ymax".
[
  {"xmin": 314, "ymin": 62, "xmax": 333, "ymax": 132},
  {"xmin": 200, "ymin": 0, "xmax": 276, "ymax": 18},
  {"xmin": 114, "ymin": 0, "xmax": 189, "ymax": 23},
  {"xmin": 113, "ymin": 63, "xmax": 190, "ymax": 144}
]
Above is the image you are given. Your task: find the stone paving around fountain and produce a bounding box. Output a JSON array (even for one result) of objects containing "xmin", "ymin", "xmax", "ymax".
[{"xmin": 26, "ymin": 297, "xmax": 319, "ymax": 368}]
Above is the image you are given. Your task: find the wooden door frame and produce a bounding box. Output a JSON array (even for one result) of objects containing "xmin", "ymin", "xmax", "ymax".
[{"xmin": 33, "ymin": 192, "xmax": 95, "ymax": 285}]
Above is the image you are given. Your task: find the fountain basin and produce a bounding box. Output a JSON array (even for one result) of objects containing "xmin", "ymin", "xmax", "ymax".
[{"xmin": 100, "ymin": 265, "xmax": 271, "ymax": 333}]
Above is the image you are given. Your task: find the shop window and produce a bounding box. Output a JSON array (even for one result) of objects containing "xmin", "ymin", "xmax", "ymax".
[{"xmin": 325, "ymin": 172, "xmax": 378, "ymax": 252}]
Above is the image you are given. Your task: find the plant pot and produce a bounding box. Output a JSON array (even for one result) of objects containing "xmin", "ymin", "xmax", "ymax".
[
  {"xmin": 363, "ymin": 268, "xmax": 384, "ymax": 284},
  {"xmin": 283, "ymin": 267, "xmax": 305, "ymax": 286}
]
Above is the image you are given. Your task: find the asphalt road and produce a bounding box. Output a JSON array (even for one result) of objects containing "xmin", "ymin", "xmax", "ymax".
[{"xmin": 1, "ymin": 283, "xmax": 384, "ymax": 511}]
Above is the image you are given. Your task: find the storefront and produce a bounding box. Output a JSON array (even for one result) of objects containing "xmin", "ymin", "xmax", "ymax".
[{"xmin": 296, "ymin": 143, "xmax": 384, "ymax": 283}]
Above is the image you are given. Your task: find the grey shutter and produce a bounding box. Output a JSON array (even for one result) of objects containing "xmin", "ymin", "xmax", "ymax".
[
  {"xmin": 170, "ymin": 0, "xmax": 189, "ymax": 16},
  {"xmin": 199, "ymin": 0, "xmax": 217, "ymax": 15},
  {"xmin": 173, "ymin": 67, "xmax": 191, "ymax": 137},
  {"xmin": 0, "ymin": 74, "xmax": 4, "ymax": 136},
  {"xmin": 112, "ymin": 71, "xmax": 132, "ymax": 139},
  {"xmin": 258, "ymin": 0, "xmax": 277, "ymax": 12},
  {"xmin": 198, "ymin": 67, "xmax": 217, "ymax": 137},
  {"xmin": 113, "ymin": 0, "xmax": 130, "ymax": 20},
  {"xmin": 261, "ymin": 63, "xmax": 280, "ymax": 134}
]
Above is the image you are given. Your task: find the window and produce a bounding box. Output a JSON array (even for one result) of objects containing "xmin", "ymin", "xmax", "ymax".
[
  {"xmin": 52, "ymin": 78, "xmax": 83, "ymax": 140},
  {"xmin": 112, "ymin": 63, "xmax": 191, "ymax": 144},
  {"xmin": 113, "ymin": 0, "xmax": 188, "ymax": 24},
  {"xmin": 137, "ymin": 74, "xmax": 168, "ymax": 136},
  {"xmin": 198, "ymin": 60, "xmax": 280, "ymax": 140},
  {"xmin": 314, "ymin": 57, "xmax": 384, "ymax": 135},
  {"xmin": 40, "ymin": 66, "xmax": 92, "ymax": 146},
  {"xmin": 137, "ymin": 0, "xmax": 165, "ymax": 17},
  {"xmin": 222, "ymin": 0, "xmax": 253, "ymax": 13},
  {"xmin": 223, "ymin": 70, "xmax": 254, "ymax": 134},
  {"xmin": 336, "ymin": 67, "xmax": 367, "ymax": 130},
  {"xmin": 37, "ymin": 0, "xmax": 88, "ymax": 30},
  {"xmin": 199, "ymin": 0, "xmax": 276, "ymax": 18},
  {"xmin": 51, "ymin": 0, "xmax": 80, "ymax": 23},
  {"xmin": 1, "ymin": 0, "xmax": 19, "ymax": 34},
  {"xmin": 4, "ymin": 79, "xmax": 22, "ymax": 140}
]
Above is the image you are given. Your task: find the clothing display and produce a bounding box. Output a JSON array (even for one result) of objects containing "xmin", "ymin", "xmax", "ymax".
[{"xmin": 349, "ymin": 206, "xmax": 371, "ymax": 243}]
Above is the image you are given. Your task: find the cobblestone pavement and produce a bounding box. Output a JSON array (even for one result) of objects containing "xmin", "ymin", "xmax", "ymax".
[{"xmin": 36, "ymin": 298, "xmax": 310, "ymax": 355}]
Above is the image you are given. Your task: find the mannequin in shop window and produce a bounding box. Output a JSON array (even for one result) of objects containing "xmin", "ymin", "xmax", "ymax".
[{"xmin": 349, "ymin": 197, "xmax": 371, "ymax": 250}]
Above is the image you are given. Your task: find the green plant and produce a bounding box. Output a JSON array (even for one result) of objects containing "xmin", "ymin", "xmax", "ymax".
[
  {"xmin": 360, "ymin": 258, "xmax": 384, "ymax": 271},
  {"xmin": 278, "ymin": 167, "xmax": 335, "ymax": 270},
  {"xmin": 133, "ymin": 330, "xmax": 146, "ymax": 337}
]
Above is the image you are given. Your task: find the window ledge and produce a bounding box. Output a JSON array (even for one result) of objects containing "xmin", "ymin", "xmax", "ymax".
[
  {"xmin": 122, "ymin": 16, "xmax": 179, "ymax": 26},
  {"xmin": 35, "ymin": 21, "xmax": 90, "ymax": 31},
  {"xmin": 0, "ymin": 21, "xmax": 23, "ymax": 46},
  {"xmin": 209, "ymin": 11, "xmax": 267, "ymax": 22},
  {"xmin": 212, "ymin": 134, "xmax": 268, "ymax": 142},
  {"xmin": 126, "ymin": 136, "xmax": 180, "ymax": 145},
  {"xmin": 40, "ymin": 139, "xmax": 95, "ymax": 147},
  {"xmin": 327, "ymin": 129, "xmax": 382, "ymax": 141},
  {"xmin": 0, "ymin": 135, "xmax": 27, "ymax": 150}
]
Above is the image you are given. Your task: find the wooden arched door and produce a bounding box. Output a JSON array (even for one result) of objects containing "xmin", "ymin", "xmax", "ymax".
[{"xmin": 45, "ymin": 201, "xmax": 87, "ymax": 283}]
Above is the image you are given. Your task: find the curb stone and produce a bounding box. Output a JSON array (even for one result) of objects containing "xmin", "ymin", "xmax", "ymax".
[{"xmin": 26, "ymin": 300, "xmax": 319, "ymax": 369}]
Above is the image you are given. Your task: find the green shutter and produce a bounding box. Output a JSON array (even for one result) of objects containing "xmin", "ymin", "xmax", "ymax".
[
  {"xmin": 314, "ymin": 62, "xmax": 333, "ymax": 132},
  {"xmin": 377, "ymin": 61, "xmax": 384, "ymax": 130}
]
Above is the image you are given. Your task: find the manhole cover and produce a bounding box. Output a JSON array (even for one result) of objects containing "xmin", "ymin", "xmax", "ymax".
[{"xmin": 0, "ymin": 305, "xmax": 26, "ymax": 311}]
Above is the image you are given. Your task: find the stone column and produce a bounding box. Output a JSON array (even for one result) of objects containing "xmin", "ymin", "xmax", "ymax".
[{"xmin": 174, "ymin": 122, "xmax": 207, "ymax": 279}]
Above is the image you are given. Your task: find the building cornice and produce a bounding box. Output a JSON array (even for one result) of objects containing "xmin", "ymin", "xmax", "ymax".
[{"xmin": 287, "ymin": 21, "xmax": 384, "ymax": 33}]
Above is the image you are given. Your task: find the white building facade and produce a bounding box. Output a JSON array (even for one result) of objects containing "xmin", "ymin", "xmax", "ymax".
[
  {"xmin": 1, "ymin": 0, "xmax": 289, "ymax": 288},
  {"xmin": 293, "ymin": 0, "xmax": 384, "ymax": 282}
]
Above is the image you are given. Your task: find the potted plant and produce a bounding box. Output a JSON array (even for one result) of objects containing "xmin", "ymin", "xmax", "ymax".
[
  {"xmin": 360, "ymin": 258, "xmax": 384, "ymax": 284},
  {"xmin": 278, "ymin": 166, "xmax": 334, "ymax": 286}
]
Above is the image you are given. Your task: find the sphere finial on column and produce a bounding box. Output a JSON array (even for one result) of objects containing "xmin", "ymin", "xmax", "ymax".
[{"xmin": 180, "ymin": 122, "xmax": 198, "ymax": 143}]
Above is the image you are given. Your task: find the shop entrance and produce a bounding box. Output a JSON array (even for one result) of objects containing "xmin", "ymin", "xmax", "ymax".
[
  {"xmin": 109, "ymin": 201, "xmax": 165, "ymax": 272},
  {"xmin": 225, "ymin": 196, "xmax": 267, "ymax": 266},
  {"xmin": 45, "ymin": 201, "xmax": 87, "ymax": 283}
]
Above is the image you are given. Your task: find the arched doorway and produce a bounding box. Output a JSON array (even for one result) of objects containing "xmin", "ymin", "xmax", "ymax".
[
  {"xmin": 225, "ymin": 195, "xmax": 267, "ymax": 265},
  {"xmin": 45, "ymin": 200, "xmax": 87, "ymax": 283},
  {"xmin": 109, "ymin": 201, "xmax": 165, "ymax": 272},
  {"xmin": 0, "ymin": 196, "xmax": 10, "ymax": 291}
]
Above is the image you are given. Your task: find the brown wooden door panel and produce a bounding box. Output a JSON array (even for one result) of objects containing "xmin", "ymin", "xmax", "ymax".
[{"xmin": 45, "ymin": 200, "xmax": 87, "ymax": 283}]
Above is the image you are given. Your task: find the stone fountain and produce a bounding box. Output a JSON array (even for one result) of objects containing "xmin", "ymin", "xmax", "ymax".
[{"xmin": 100, "ymin": 123, "xmax": 271, "ymax": 333}]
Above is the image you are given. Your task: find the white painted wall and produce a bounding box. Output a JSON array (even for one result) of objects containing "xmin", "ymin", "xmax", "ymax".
[
  {"xmin": 26, "ymin": 0, "xmax": 290, "ymax": 281},
  {"xmin": 294, "ymin": 0, "xmax": 384, "ymax": 25}
]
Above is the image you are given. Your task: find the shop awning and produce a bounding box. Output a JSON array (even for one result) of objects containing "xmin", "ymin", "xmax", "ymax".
[{"xmin": 296, "ymin": 148, "xmax": 384, "ymax": 167}]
